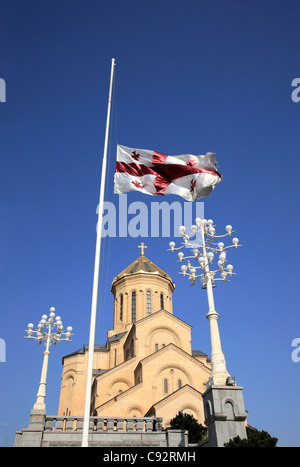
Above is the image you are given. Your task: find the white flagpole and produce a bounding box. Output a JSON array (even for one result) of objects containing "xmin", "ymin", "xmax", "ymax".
[{"xmin": 81, "ymin": 58, "xmax": 116, "ymax": 447}]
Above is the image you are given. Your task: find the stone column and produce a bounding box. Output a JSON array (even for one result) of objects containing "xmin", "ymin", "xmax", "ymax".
[
  {"xmin": 124, "ymin": 292, "xmax": 129, "ymax": 324},
  {"xmin": 15, "ymin": 409, "xmax": 46, "ymax": 447},
  {"xmin": 202, "ymin": 384, "xmax": 247, "ymax": 447}
]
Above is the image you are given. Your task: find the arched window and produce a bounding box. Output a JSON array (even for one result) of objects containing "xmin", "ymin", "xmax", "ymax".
[
  {"xmin": 155, "ymin": 344, "xmax": 158, "ymax": 352},
  {"xmin": 164, "ymin": 379, "xmax": 168, "ymax": 393},
  {"xmin": 146, "ymin": 291, "xmax": 151, "ymax": 316},
  {"xmin": 225, "ymin": 401, "xmax": 235, "ymax": 420},
  {"xmin": 160, "ymin": 293, "xmax": 164, "ymax": 309},
  {"xmin": 131, "ymin": 291, "xmax": 136, "ymax": 323},
  {"xmin": 178, "ymin": 379, "xmax": 182, "ymax": 389},
  {"xmin": 120, "ymin": 294, "xmax": 123, "ymax": 321}
]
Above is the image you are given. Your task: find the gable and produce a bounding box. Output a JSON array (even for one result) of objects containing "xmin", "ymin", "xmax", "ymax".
[
  {"xmin": 145, "ymin": 384, "xmax": 206, "ymax": 426},
  {"xmin": 136, "ymin": 342, "xmax": 210, "ymax": 370},
  {"xmin": 136, "ymin": 309, "xmax": 193, "ymax": 355},
  {"xmin": 134, "ymin": 308, "xmax": 192, "ymax": 331},
  {"xmin": 134, "ymin": 342, "xmax": 211, "ymax": 389},
  {"xmin": 146, "ymin": 384, "xmax": 204, "ymax": 411}
]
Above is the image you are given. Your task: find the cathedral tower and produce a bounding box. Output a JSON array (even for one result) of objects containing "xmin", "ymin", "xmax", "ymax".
[{"xmin": 111, "ymin": 243, "xmax": 175, "ymax": 332}]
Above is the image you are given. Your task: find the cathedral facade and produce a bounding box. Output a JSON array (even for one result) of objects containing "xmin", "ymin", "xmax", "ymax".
[{"xmin": 58, "ymin": 245, "xmax": 211, "ymax": 427}]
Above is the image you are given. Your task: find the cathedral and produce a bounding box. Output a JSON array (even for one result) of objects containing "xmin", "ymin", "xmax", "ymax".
[{"xmin": 58, "ymin": 244, "xmax": 212, "ymax": 427}]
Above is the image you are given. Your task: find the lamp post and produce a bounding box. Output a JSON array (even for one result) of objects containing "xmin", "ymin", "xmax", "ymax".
[
  {"xmin": 168, "ymin": 217, "xmax": 241, "ymax": 387},
  {"xmin": 25, "ymin": 307, "xmax": 73, "ymax": 411}
]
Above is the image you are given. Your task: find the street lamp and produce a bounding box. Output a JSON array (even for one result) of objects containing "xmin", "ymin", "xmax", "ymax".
[
  {"xmin": 25, "ymin": 307, "xmax": 73, "ymax": 411},
  {"xmin": 168, "ymin": 218, "xmax": 241, "ymax": 387}
]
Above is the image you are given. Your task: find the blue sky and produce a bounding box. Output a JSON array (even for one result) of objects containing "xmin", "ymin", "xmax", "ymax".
[{"xmin": 1, "ymin": 0, "xmax": 300, "ymax": 446}]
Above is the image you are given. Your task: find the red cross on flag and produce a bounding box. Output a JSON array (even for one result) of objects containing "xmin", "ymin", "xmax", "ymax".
[{"xmin": 114, "ymin": 145, "xmax": 221, "ymax": 201}]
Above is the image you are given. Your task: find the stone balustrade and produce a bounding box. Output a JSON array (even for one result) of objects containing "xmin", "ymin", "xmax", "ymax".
[
  {"xmin": 15, "ymin": 412, "xmax": 187, "ymax": 447},
  {"xmin": 44, "ymin": 415, "xmax": 163, "ymax": 433}
]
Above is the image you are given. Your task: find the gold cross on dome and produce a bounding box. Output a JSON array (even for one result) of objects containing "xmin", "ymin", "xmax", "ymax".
[{"xmin": 138, "ymin": 243, "xmax": 147, "ymax": 256}]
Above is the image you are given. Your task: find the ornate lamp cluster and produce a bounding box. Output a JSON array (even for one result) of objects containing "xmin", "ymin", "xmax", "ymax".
[
  {"xmin": 168, "ymin": 218, "xmax": 240, "ymax": 288},
  {"xmin": 26, "ymin": 307, "xmax": 73, "ymax": 344},
  {"xmin": 168, "ymin": 217, "xmax": 241, "ymax": 387},
  {"xmin": 25, "ymin": 307, "xmax": 73, "ymax": 412}
]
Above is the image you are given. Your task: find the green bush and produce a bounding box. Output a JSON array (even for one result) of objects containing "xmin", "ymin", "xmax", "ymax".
[
  {"xmin": 224, "ymin": 426, "xmax": 278, "ymax": 447},
  {"xmin": 169, "ymin": 411, "xmax": 208, "ymax": 444}
]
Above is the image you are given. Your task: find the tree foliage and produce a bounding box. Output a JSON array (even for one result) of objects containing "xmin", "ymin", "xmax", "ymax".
[
  {"xmin": 224, "ymin": 426, "xmax": 278, "ymax": 447},
  {"xmin": 169, "ymin": 411, "xmax": 207, "ymax": 444}
]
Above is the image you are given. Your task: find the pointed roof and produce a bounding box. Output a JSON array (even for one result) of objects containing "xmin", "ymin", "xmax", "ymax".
[
  {"xmin": 145, "ymin": 384, "xmax": 204, "ymax": 414},
  {"xmin": 111, "ymin": 244, "xmax": 175, "ymax": 290}
]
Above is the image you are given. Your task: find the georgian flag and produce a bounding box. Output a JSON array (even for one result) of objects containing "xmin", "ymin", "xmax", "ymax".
[{"xmin": 114, "ymin": 145, "xmax": 221, "ymax": 201}]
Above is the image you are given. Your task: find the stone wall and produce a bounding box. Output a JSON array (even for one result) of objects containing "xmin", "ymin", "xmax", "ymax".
[{"xmin": 15, "ymin": 412, "xmax": 188, "ymax": 447}]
